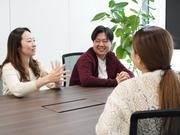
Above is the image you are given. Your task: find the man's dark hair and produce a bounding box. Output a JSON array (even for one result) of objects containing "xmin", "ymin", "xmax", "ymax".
[{"xmin": 91, "ymin": 25, "xmax": 114, "ymax": 42}]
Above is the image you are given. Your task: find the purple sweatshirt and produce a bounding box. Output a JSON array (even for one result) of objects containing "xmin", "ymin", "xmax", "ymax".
[{"xmin": 70, "ymin": 47, "xmax": 134, "ymax": 87}]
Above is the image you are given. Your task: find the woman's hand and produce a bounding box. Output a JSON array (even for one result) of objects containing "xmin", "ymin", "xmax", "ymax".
[
  {"xmin": 36, "ymin": 61, "xmax": 68, "ymax": 89},
  {"xmin": 48, "ymin": 61, "xmax": 68, "ymax": 84}
]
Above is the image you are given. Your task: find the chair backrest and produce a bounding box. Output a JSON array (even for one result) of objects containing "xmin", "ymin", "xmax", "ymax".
[
  {"xmin": 129, "ymin": 109, "xmax": 180, "ymax": 135},
  {"xmin": 62, "ymin": 52, "xmax": 83, "ymax": 87}
]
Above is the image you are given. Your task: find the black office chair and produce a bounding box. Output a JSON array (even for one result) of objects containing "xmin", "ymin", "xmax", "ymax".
[
  {"xmin": 129, "ymin": 109, "xmax": 180, "ymax": 135},
  {"xmin": 62, "ymin": 52, "xmax": 83, "ymax": 87}
]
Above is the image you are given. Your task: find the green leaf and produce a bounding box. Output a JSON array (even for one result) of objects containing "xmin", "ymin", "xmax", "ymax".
[
  {"xmin": 128, "ymin": 15, "xmax": 140, "ymax": 31},
  {"xmin": 91, "ymin": 12, "xmax": 108, "ymax": 21},
  {"xmin": 111, "ymin": 2, "xmax": 128, "ymax": 11},
  {"xmin": 115, "ymin": 28, "xmax": 123, "ymax": 37},
  {"xmin": 119, "ymin": 10, "xmax": 125, "ymax": 17},
  {"xmin": 124, "ymin": 27, "xmax": 131, "ymax": 34},
  {"xmin": 113, "ymin": 12, "xmax": 122, "ymax": 20},
  {"xmin": 110, "ymin": 18, "xmax": 120, "ymax": 23},
  {"xmin": 125, "ymin": 46, "xmax": 132, "ymax": 55},
  {"xmin": 109, "ymin": 0, "xmax": 115, "ymax": 8},
  {"xmin": 141, "ymin": 13, "xmax": 149, "ymax": 18},
  {"xmin": 129, "ymin": 15, "xmax": 137, "ymax": 23},
  {"xmin": 116, "ymin": 46, "xmax": 126, "ymax": 59},
  {"xmin": 149, "ymin": 0, "xmax": 155, "ymax": 2},
  {"xmin": 121, "ymin": 36, "xmax": 131, "ymax": 48},
  {"xmin": 122, "ymin": 51, "xmax": 127, "ymax": 59},
  {"xmin": 111, "ymin": 25, "xmax": 118, "ymax": 32},
  {"xmin": 131, "ymin": 0, "xmax": 138, "ymax": 4},
  {"xmin": 130, "ymin": 8, "xmax": 138, "ymax": 14},
  {"xmin": 115, "ymin": 2, "xmax": 128, "ymax": 8},
  {"xmin": 148, "ymin": 5, "xmax": 156, "ymax": 10},
  {"xmin": 149, "ymin": 13, "xmax": 155, "ymax": 20}
]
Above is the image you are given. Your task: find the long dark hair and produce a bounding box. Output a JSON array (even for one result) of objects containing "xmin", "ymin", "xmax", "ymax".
[
  {"xmin": 1, "ymin": 27, "xmax": 40, "ymax": 81},
  {"xmin": 133, "ymin": 26, "xmax": 180, "ymax": 135}
]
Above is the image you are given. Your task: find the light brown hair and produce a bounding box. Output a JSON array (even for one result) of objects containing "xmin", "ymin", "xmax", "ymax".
[{"xmin": 133, "ymin": 26, "xmax": 180, "ymax": 134}]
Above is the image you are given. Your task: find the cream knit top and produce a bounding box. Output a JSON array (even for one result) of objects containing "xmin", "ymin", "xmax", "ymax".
[
  {"xmin": 2, "ymin": 63, "xmax": 58, "ymax": 97},
  {"xmin": 96, "ymin": 70, "xmax": 164, "ymax": 135}
]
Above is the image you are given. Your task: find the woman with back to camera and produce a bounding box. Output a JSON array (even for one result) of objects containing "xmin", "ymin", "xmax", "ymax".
[
  {"xmin": 96, "ymin": 26, "xmax": 180, "ymax": 135},
  {"xmin": 1, "ymin": 27, "xmax": 67, "ymax": 97}
]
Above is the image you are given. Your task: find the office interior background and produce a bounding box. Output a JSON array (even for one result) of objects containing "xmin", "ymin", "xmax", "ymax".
[{"xmin": 0, "ymin": 0, "xmax": 179, "ymax": 71}]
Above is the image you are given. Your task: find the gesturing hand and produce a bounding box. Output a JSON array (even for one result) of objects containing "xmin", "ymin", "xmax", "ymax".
[{"xmin": 47, "ymin": 61, "xmax": 68, "ymax": 84}]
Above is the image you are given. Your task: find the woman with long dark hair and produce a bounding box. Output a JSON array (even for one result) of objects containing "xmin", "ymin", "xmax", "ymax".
[{"xmin": 1, "ymin": 27, "xmax": 67, "ymax": 97}]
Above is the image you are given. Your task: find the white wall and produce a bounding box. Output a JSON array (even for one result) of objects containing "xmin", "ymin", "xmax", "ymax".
[
  {"xmin": 150, "ymin": 0, "xmax": 166, "ymax": 28},
  {"xmin": 0, "ymin": 0, "xmax": 110, "ymax": 70},
  {"xmin": 0, "ymin": 0, "xmax": 179, "ymax": 71},
  {"xmin": 0, "ymin": 0, "xmax": 10, "ymax": 63}
]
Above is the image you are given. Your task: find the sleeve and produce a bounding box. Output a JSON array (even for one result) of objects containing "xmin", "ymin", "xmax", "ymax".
[
  {"xmin": 115, "ymin": 57, "xmax": 134, "ymax": 78},
  {"xmin": 77, "ymin": 56, "xmax": 117, "ymax": 87},
  {"xmin": 2, "ymin": 64, "xmax": 37, "ymax": 97},
  {"xmin": 96, "ymin": 85, "xmax": 132, "ymax": 135}
]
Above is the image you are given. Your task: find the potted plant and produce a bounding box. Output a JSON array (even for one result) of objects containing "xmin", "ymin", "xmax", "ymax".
[{"xmin": 92, "ymin": 0, "xmax": 155, "ymax": 73}]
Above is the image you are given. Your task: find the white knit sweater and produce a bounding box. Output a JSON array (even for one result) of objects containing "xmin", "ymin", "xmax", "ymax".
[{"xmin": 96, "ymin": 70, "xmax": 164, "ymax": 135}]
